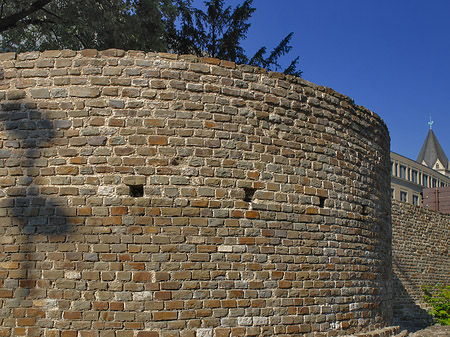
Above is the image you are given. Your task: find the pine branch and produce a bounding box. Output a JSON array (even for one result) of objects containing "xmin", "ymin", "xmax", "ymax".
[
  {"xmin": 219, "ymin": 0, "xmax": 253, "ymax": 61},
  {"xmin": 249, "ymin": 47, "xmax": 266, "ymax": 67},
  {"xmin": 0, "ymin": 1, "xmax": 6, "ymax": 19},
  {"xmin": 19, "ymin": 18, "xmax": 57, "ymax": 26},
  {"xmin": 41, "ymin": 7, "xmax": 61, "ymax": 20},
  {"xmin": 0, "ymin": 0, "xmax": 53, "ymax": 32},
  {"xmin": 265, "ymin": 32, "xmax": 294, "ymax": 70},
  {"xmin": 283, "ymin": 56, "xmax": 302, "ymax": 77}
]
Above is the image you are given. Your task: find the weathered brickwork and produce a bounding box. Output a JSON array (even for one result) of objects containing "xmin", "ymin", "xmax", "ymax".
[
  {"xmin": 392, "ymin": 200, "xmax": 450, "ymax": 326},
  {"xmin": 0, "ymin": 49, "xmax": 393, "ymax": 336}
]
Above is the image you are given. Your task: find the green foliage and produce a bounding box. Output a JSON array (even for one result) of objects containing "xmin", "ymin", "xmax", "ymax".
[
  {"xmin": 0, "ymin": 0, "xmax": 172, "ymax": 52},
  {"xmin": 167, "ymin": 0, "xmax": 302, "ymax": 76},
  {"xmin": 423, "ymin": 284, "xmax": 450, "ymax": 325},
  {"xmin": 196, "ymin": 0, "xmax": 254, "ymax": 64},
  {"xmin": 0, "ymin": 0, "xmax": 302, "ymax": 76},
  {"xmin": 165, "ymin": 0, "xmax": 254, "ymax": 63},
  {"xmin": 249, "ymin": 32, "xmax": 302, "ymax": 77}
]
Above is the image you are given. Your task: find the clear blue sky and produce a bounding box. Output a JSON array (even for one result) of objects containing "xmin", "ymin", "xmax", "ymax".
[{"xmin": 193, "ymin": 0, "xmax": 450, "ymax": 160}]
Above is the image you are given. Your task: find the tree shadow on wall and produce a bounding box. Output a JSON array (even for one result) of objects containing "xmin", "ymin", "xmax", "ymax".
[
  {"xmin": 1, "ymin": 102, "xmax": 70, "ymax": 234},
  {"xmin": 0, "ymin": 101, "xmax": 71, "ymax": 330},
  {"xmin": 392, "ymin": 257, "xmax": 433, "ymax": 333}
]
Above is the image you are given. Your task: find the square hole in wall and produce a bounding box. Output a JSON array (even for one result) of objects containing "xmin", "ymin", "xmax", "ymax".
[
  {"xmin": 243, "ymin": 187, "xmax": 256, "ymax": 202},
  {"xmin": 319, "ymin": 196, "xmax": 326, "ymax": 208},
  {"xmin": 129, "ymin": 185, "xmax": 144, "ymax": 197}
]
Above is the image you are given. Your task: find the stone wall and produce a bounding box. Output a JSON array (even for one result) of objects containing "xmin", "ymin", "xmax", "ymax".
[
  {"xmin": 0, "ymin": 49, "xmax": 393, "ymax": 336},
  {"xmin": 392, "ymin": 200, "xmax": 450, "ymax": 327}
]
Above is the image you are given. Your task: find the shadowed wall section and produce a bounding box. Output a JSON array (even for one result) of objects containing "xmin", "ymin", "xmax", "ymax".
[
  {"xmin": 0, "ymin": 50, "xmax": 394, "ymax": 337},
  {"xmin": 392, "ymin": 200, "xmax": 450, "ymax": 330}
]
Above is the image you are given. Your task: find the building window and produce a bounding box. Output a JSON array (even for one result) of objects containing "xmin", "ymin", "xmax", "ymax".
[
  {"xmin": 400, "ymin": 191, "xmax": 407, "ymax": 202},
  {"xmin": 432, "ymin": 178, "xmax": 437, "ymax": 188},
  {"xmin": 412, "ymin": 194, "xmax": 419, "ymax": 205},
  {"xmin": 436, "ymin": 163, "xmax": 440, "ymax": 169},
  {"xmin": 390, "ymin": 162, "xmax": 394, "ymax": 175},
  {"xmin": 391, "ymin": 188, "xmax": 394, "ymax": 199},
  {"xmin": 411, "ymin": 170, "xmax": 418, "ymax": 183},
  {"xmin": 399, "ymin": 165, "xmax": 406, "ymax": 179},
  {"xmin": 423, "ymin": 174, "xmax": 428, "ymax": 187}
]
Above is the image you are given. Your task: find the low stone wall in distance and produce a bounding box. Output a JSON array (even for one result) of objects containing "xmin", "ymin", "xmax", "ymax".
[
  {"xmin": 0, "ymin": 49, "xmax": 393, "ymax": 336},
  {"xmin": 392, "ymin": 200, "xmax": 450, "ymax": 327}
]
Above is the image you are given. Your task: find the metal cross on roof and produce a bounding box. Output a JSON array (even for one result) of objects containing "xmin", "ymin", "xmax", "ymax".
[{"xmin": 428, "ymin": 115, "xmax": 434, "ymax": 129}]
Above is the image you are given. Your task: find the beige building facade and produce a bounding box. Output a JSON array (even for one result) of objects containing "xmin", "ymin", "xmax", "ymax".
[
  {"xmin": 391, "ymin": 152, "xmax": 450, "ymax": 205},
  {"xmin": 391, "ymin": 127, "xmax": 450, "ymax": 205}
]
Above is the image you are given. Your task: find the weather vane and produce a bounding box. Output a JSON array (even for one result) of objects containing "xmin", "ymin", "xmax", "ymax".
[{"xmin": 428, "ymin": 114, "xmax": 434, "ymax": 129}]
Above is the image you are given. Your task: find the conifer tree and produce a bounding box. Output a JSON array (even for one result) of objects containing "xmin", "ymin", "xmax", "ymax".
[
  {"xmin": 0, "ymin": 0, "xmax": 172, "ymax": 52},
  {"xmin": 0, "ymin": 0, "xmax": 302, "ymax": 77},
  {"xmin": 167, "ymin": 0, "xmax": 302, "ymax": 76}
]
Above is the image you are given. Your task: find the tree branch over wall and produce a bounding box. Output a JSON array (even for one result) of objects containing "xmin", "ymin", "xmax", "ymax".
[{"xmin": 0, "ymin": 0, "xmax": 53, "ymax": 32}]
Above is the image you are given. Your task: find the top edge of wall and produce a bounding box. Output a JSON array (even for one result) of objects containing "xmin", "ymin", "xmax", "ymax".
[{"xmin": 0, "ymin": 48, "xmax": 388, "ymax": 133}]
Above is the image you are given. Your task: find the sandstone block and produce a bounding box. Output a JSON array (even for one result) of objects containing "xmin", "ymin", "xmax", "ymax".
[
  {"xmin": 70, "ymin": 87, "xmax": 100, "ymax": 98},
  {"xmin": 88, "ymin": 136, "xmax": 107, "ymax": 146},
  {"xmin": 6, "ymin": 89, "xmax": 25, "ymax": 100},
  {"xmin": 30, "ymin": 88, "xmax": 50, "ymax": 98}
]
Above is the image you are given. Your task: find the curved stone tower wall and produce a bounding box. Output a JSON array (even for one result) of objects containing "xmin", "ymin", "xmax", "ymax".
[{"xmin": 0, "ymin": 50, "xmax": 392, "ymax": 336}]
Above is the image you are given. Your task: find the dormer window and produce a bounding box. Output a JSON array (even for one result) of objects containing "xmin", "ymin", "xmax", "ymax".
[{"xmin": 436, "ymin": 163, "xmax": 440, "ymax": 169}]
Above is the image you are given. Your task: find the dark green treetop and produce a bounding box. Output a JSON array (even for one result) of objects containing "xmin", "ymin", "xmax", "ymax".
[
  {"xmin": 0, "ymin": 0, "xmax": 302, "ymax": 77},
  {"xmin": 167, "ymin": 0, "xmax": 302, "ymax": 76},
  {"xmin": 0, "ymin": 0, "xmax": 172, "ymax": 52}
]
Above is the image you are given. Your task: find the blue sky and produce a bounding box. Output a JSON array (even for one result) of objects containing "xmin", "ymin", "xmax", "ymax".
[{"xmin": 192, "ymin": 0, "xmax": 450, "ymax": 160}]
